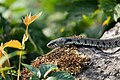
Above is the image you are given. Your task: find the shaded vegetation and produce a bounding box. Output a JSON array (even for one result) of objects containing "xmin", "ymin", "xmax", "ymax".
[{"xmin": 0, "ymin": 0, "xmax": 120, "ymax": 79}]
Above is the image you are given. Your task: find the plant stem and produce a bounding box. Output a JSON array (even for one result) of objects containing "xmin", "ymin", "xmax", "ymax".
[{"xmin": 17, "ymin": 51, "xmax": 22, "ymax": 80}]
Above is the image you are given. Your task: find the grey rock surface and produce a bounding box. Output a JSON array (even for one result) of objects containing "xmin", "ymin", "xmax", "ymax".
[{"xmin": 76, "ymin": 22, "xmax": 120, "ymax": 80}]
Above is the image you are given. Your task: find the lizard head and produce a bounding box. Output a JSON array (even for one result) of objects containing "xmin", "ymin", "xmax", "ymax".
[{"xmin": 47, "ymin": 38, "xmax": 66, "ymax": 48}]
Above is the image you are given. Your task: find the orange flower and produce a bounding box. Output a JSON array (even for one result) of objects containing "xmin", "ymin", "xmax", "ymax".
[{"xmin": 23, "ymin": 12, "xmax": 42, "ymax": 27}]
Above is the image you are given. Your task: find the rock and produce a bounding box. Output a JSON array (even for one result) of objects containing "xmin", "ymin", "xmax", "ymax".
[{"xmin": 76, "ymin": 22, "xmax": 120, "ymax": 80}]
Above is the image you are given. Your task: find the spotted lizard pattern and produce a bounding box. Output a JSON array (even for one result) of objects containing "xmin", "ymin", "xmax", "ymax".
[{"xmin": 47, "ymin": 36, "xmax": 120, "ymax": 49}]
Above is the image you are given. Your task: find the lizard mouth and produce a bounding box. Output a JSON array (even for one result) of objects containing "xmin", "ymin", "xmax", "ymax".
[
  {"xmin": 47, "ymin": 41, "xmax": 58, "ymax": 48},
  {"xmin": 47, "ymin": 42, "xmax": 53, "ymax": 48}
]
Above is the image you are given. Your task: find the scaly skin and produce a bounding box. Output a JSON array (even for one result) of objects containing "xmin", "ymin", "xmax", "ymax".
[{"xmin": 47, "ymin": 37, "xmax": 120, "ymax": 48}]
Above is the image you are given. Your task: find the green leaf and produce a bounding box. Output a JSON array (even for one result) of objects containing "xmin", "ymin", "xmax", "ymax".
[
  {"xmin": 49, "ymin": 71, "xmax": 75, "ymax": 80},
  {"xmin": 0, "ymin": 67, "xmax": 13, "ymax": 72},
  {"xmin": 29, "ymin": 75, "xmax": 40, "ymax": 80},
  {"xmin": 114, "ymin": 4, "xmax": 120, "ymax": 22},
  {"xmin": 46, "ymin": 77, "xmax": 57, "ymax": 80},
  {"xmin": 29, "ymin": 25, "xmax": 50, "ymax": 54},
  {"xmin": 98, "ymin": 0, "xmax": 116, "ymax": 16},
  {"xmin": 0, "ymin": 74, "xmax": 11, "ymax": 80},
  {"xmin": 0, "ymin": 76, "xmax": 2, "ymax": 79},
  {"xmin": 22, "ymin": 63, "xmax": 41, "ymax": 78},
  {"xmin": 0, "ymin": 27, "xmax": 3, "ymax": 35},
  {"xmin": 0, "ymin": 51, "xmax": 25, "ymax": 66},
  {"xmin": 39, "ymin": 64, "xmax": 58, "ymax": 78},
  {"xmin": 40, "ymin": 0, "xmax": 60, "ymax": 12},
  {"xmin": 4, "ymin": 0, "xmax": 16, "ymax": 7}
]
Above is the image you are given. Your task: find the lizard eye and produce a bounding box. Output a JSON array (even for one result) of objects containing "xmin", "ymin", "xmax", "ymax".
[{"xmin": 57, "ymin": 38, "xmax": 66, "ymax": 44}]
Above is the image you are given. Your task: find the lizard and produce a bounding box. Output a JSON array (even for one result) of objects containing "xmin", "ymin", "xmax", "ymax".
[{"xmin": 47, "ymin": 36, "xmax": 120, "ymax": 53}]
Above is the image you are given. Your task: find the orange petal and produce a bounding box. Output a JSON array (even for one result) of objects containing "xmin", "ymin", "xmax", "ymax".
[
  {"xmin": 23, "ymin": 12, "xmax": 42, "ymax": 27},
  {"xmin": 3, "ymin": 40, "xmax": 22, "ymax": 49}
]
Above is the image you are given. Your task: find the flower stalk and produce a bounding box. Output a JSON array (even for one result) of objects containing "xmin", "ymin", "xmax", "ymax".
[{"xmin": 17, "ymin": 12, "xmax": 42, "ymax": 80}]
